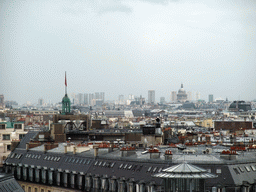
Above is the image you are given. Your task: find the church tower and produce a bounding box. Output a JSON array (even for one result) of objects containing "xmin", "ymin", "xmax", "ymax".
[{"xmin": 62, "ymin": 72, "xmax": 71, "ymax": 114}]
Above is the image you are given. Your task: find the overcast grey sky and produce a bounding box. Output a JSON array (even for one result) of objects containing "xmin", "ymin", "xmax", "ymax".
[{"xmin": 1, "ymin": 0, "xmax": 256, "ymax": 104}]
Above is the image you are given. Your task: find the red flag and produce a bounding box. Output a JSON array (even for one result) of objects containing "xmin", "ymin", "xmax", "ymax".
[{"xmin": 65, "ymin": 72, "xmax": 67, "ymax": 86}]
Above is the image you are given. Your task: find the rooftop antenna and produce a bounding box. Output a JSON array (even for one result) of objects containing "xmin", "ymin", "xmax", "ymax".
[{"xmin": 65, "ymin": 71, "xmax": 67, "ymax": 95}]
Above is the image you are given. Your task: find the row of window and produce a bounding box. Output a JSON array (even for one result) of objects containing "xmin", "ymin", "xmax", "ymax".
[
  {"xmin": 206, "ymin": 168, "xmax": 221, "ymax": 174},
  {"xmin": 24, "ymin": 154, "xmax": 62, "ymax": 162},
  {"xmin": 43, "ymin": 155, "xmax": 61, "ymax": 162},
  {"xmin": 147, "ymin": 166, "xmax": 162, "ymax": 173},
  {"xmin": 0, "ymin": 134, "xmax": 25, "ymax": 140},
  {"xmin": 0, "ymin": 124, "xmax": 22, "ymax": 129},
  {"xmin": 22, "ymin": 185, "xmax": 51, "ymax": 192},
  {"xmin": 94, "ymin": 160, "xmax": 115, "ymax": 168},
  {"xmin": 9, "ymin": 153, "xmax": 22, "ymax": 159},
  {"xmin": 13, "ymin": 165, "xmax": 155, "ymax": 192},
  {"xmin": 118, "ymin": 163, "xmax": 162, "ymax": 173},
  {"xmin": 233, "ymin": 165, "xmax": 256, "ymax": 175},
  {"xmin": 26, "ymin": 154, "xmax": 41, "ymax": 159},
  {"xmin": 64, "ymin": 157, "xmax": 91, "ymax": 165},
  {"xmin": 118, "ymin": 163, "xmax": 142, "ymax": 172}
]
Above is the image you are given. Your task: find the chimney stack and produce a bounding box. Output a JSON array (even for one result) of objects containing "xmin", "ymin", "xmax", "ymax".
[
  {"xmin": 94, "ymin": 146, "xmax": 99, "ymax": 157},
  {"xmin": 26, "ymin": 143, "xmax": 29, "ymax": 151}
]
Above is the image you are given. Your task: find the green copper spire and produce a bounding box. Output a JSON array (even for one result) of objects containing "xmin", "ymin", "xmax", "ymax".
[{"xmin": 62, "ymin": 72, "xmax": 71, "ymax": 114}]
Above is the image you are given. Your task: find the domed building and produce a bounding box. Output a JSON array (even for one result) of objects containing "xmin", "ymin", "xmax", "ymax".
[
  {"xmin": 229, "ymin": 100, "xmax": 252, "ymax": 112},
  {"xmin": 177, "ymin": 83, "xmax": 187, "ymax": 102}
]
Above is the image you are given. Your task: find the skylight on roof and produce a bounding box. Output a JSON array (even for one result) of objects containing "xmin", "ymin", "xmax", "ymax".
[
  {"xmin": 245, "ymin": 166, "xmax": 251, "ymax": 172},
  {"xmin": 238, "ymin": 167, "xmax": 244, "ymax": 173},
  {"xmin": 233, "ymin": 168, "xmax": 240, "ymax": 175},
  {"xmin": 11, "ymin": 153, "xmax": 16, "ymax": 158}
]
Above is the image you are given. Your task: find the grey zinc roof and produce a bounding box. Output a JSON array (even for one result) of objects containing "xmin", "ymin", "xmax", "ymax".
[
  {"xmin": 0, "ymin": 173, "xmax": 24, "ymax": 192},
  {"xmin": 16, "ymin": 131, "xmax": 39, "ymax": 149}
]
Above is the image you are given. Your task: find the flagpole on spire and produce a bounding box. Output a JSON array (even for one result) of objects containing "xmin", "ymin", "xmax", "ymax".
[{"xmin": 65, "ymin": 71, "xmax": 67, "ymax": 95}]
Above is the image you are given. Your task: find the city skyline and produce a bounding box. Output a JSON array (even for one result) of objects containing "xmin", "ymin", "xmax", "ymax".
[
  {"xmin": 1, "ymin": 0, "xmax": 256, "ymax": 104},
  {"xmin": 1, "ymin": 82, "xmax": 256, "ymax": 105}
]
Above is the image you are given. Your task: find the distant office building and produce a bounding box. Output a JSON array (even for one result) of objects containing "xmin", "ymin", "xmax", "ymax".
[
  {"xmin": 5, "ymin": 100, "xmax": 18, "ymax": 108},
  {"xmin": 95, "ymin": 92, "xmax": 100, "ymax": 100},
  {"xmin": 187, "ymin": 91, "xmax": 192, "ymax": 101},
  {"xmin": 129, "ymin": 94, "xmax": 134, "ymax": 100},
  {"xmin": 131, "ymin": 96, "xmax": 145, "ymax": 105},
  {"xmin": 196, "ymin": 92, "xmax": 201, "ymax": 100},
  {"xmin": 171, "ymin": 91, "xmax": 177, "ymax": 102},
  {"xmin": 95, "ymin": 99, "xmax": 103, "ymax": 107},
  {"xmin": 89, "ymin": 93, "xmax": 94, "ymax": 106},
  {"xmin": 77, "ymin": 93, "xmax": 84, "ymax": 105},
  {"xmin": 38, "ymin": 98, "xmax": 44, "ymax": 106},
  {"xmin": 209, "ymin": 94, "xmax": 214, "ymax": 103},
  {"xmin": 177, "ymin": 84, "xmax": 187, "ymax": 102},
  {"xmin": 118, "ymin": 95, "xmax": 124, "ymax": 104},
  {"xmin": 100, "ymin": 92, "xmax": 105, "ymax": 103},
  {"xmin": 160, "ymin": 97, "xmax": 165, "ymax": 104},
  {"xmin": 148, "ymin": 90, "xmax": 155, "ymax": 104},
  {"xmin": 95, "ymin": 92, "xmax": 104, "ymax": 103},
  {"xmin": 84, "ymin": 93, "xmax": 89, "ymax": 105},
  {"xmin": 0, "ymin": 95, "xmax": 4, "ymax": 108}
]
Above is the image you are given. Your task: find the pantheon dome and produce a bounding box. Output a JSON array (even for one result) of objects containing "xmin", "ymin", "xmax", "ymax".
[{"xmin": 177, "ymin": 84, "xmax": 187, "ymax": 102}]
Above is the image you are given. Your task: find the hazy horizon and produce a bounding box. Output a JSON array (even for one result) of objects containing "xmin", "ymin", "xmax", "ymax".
[{"xmin": 1, "ymin": 0, "xmax": 256, "ymax": 105}]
